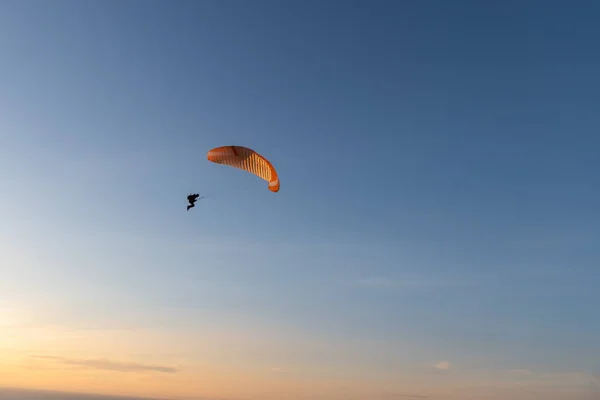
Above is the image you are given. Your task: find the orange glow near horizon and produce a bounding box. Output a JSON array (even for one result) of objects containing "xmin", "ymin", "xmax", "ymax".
[{"xmin": 1, "ymin": 321, "xmax": 597, "ymax": 400}]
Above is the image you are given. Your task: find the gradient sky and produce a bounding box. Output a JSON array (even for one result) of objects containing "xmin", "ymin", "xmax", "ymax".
[{"xmin": 1, "ymin": 1, "xmax": 599, "ymax": 399}]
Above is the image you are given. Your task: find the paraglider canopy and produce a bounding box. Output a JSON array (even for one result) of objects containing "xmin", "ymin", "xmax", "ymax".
[{"xmin": 207, "ymin": 146, "xmax": 280, "ymax": 192}]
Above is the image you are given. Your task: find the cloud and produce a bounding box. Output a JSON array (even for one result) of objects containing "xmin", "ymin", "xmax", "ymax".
[
  {"xmin": 506, "ymin": 370, "xmax": 597, "ymax": 385},
  {"xmin": 510, "ymin": 369, "xmax": 533, "ymax": 376},
  {"xmin": 347, "ymin": 277, "xmax": 474, "ymax": 289},
  {"xmin": 0, "ymin": 387, "xmax": 169, "ymax": 400},
  {"xmin": 349, "ymin": 393, "xmax": 429, "ymax": 400},
  {"xmin": 434, "ymin": 361, "xmax": 451, "ymax": 370},
  {"xmin": 29, "ymin": 355, "xmax": 179, "ymax": 374},
  {"xmin": 536, "ymin": 371, "xmax": 598, "ymax": 385}
]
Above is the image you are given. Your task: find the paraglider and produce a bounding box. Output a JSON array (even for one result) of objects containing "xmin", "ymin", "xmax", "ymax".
[
  {"xmin": 206, "ymin": 146, "xmax": 280, "ymax": 192},
  {"xmin": 186, "ymin": 193, "xmax": 203, "ymax": 210},
  {"xmin": 185, "ymin": 146, "xmax": 278, "ymax": 214}
]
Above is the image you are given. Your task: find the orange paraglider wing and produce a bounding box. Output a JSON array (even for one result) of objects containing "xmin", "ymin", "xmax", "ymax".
[{"xmin": 207, "ymin": 146, "xmax": 280, "ymax": 192}]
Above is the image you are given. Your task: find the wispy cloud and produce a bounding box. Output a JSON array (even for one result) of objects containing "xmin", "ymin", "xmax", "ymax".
[
  {"xmin": 347, "ymin": 277, "xmax": 475, "ymax": 289},
  {"xmin": 506, "ymin": 369, "xmax": 597, "ymax": 385},
  {"xmin": 534, "ymin": 371, "xmax": 598, "ymax": 385},
  {"xmin": 29, "ymin": 355, "xmax": 179, "ymax": 374},
  {"xmin": 0, "ymin": 387, "xmax": 169, "ymax": 400},
  {"xmin": 510, "ymin": 369, "xmax": 533, "ymax": 376},
  {"xmin": 349, "ymin": 393, "xmax": 429, "ymax": 400},
  {"xmin": 434, "ymin": 361, "xmax": 451, "ymax": 370}
]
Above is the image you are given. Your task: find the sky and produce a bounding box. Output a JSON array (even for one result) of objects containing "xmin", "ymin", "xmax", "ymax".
[{"xmin": 1, "ymin": 0, "xmax": 599, "ymax": 399}]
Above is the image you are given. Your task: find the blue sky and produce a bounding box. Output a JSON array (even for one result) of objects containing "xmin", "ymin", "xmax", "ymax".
[{"xmin": 1, "ymin": 1, "xmax": 599, "ymax": 399}]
